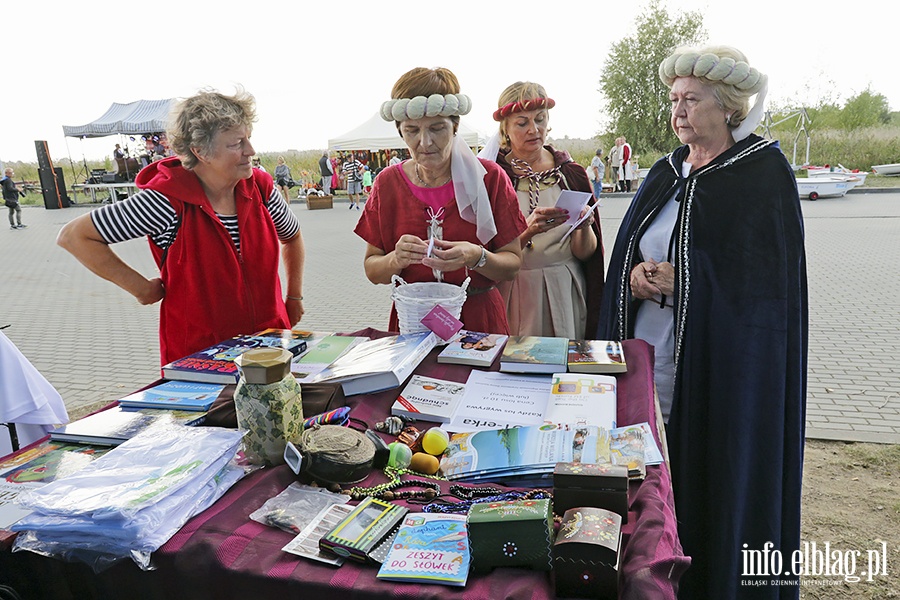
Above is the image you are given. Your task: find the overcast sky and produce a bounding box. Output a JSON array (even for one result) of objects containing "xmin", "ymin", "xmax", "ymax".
[{"xmin": 3, "ymin": 0, "xmax": 896, "ymax": 165}]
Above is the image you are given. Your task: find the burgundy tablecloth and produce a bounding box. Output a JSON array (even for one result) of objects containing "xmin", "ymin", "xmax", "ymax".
[{"xmin": 0, "ymin": 337, "xmax": 687, "ymax": 600}]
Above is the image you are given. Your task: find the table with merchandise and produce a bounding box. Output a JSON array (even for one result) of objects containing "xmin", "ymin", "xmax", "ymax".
[{"xmin": 0, "ymin": 331, "xmax": 686, "ymax": 600}]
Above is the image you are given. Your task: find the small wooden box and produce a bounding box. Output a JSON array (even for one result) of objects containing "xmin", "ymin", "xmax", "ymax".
[
  {"xmin": 467, "ymin": 498, "xmax": 553, "ymax": 572},
  {"xmin": 306, "ymin": 195, "xmax": 333, "ymax": 210},
  {"xmin": 553, "ymin": 462, "xmax": 629, "ymax": 523},
  {"xmin": 553, "ymin": 507, "xmax": 622, "ymax": 599}
]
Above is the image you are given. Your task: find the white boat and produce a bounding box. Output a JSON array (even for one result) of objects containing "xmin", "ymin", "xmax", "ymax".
[
  {"xmin": 795, "ymin": 177, "xmax": 852, "ymax": 200},
  {"xmin": 805, "ymin": 165, "xmax": 868, "ymax": 188},
  {"xmin": 807, "ymin": 171, "xmax": 867, "ymax": 189},
  {"xmin": 871, "ymin": 163, "xmax": 900, "ymax": 176}
]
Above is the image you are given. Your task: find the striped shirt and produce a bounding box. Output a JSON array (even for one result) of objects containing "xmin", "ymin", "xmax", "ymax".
[
  {"xmin": 342, "ymin": 160, "xmax": 363, "ymax": 182},
  {"xmin": 91, "ymin": 187, "xmax": 300, "ymax": 254}
]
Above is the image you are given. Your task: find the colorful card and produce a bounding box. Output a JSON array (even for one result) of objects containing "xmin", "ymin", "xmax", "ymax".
[{"xmin": 420, "ymin": 304, "xmax": 464, "ymax": 341}]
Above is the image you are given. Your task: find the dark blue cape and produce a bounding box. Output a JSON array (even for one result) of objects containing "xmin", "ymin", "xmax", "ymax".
[{"xmin": 598, "ymin": 134, "xmax": 808, "ymax": 599}]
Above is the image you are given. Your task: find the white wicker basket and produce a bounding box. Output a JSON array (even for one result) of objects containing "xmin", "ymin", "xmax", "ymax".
[{"xmin": 391, "ymin": 275, "xmax": 469, "ymax": 335}]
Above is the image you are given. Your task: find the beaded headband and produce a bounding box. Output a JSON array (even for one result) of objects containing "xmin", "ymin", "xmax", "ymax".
[
  {"xmin": 380, "ymin": 93, "xmax": 472, "ymax": 122},
  {"xmin": 658, "ymin": 50, "xmax": 766, "ymax": 95},
  {"xmin": 492, "ymin": 97, "xmax": 555, "ymax": 122}
]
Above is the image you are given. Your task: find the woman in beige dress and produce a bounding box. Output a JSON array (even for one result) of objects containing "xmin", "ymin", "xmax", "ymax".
[{"xmin": 481, "ymin": 81, "xmax": 604, "ymax": 338}]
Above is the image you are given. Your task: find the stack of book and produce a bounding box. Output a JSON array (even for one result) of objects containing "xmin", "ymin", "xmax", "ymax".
[
  {"xmin": 162, "ymin": 329, "xmax": 311, "ymax": 384},
  {"xmin": 49, "ymin": 405, "xmax": 208, "ymax": 447},
  {"xmin": 438, "ymin": 424, "xmax": 612, "ymax": 487},
  {"xmin": 309, "ymin": 331, "xmax": 438, "ymax": 396},
  {"xmin": 499, "ymin": 336, "xmax": 627, "ymax": 375}
]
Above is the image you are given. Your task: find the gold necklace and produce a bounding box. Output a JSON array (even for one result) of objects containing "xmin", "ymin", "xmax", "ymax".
[{"xmin": 414, "ymin": 163, "xmax": 451, "ymax": 188}]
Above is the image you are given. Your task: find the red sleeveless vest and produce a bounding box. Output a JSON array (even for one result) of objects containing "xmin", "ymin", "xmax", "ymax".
[{"xmin": 137, "ymin": 158, "xmax": 290, "ymax": 365}]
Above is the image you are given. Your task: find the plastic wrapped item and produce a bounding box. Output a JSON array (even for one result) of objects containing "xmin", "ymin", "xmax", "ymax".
[
  {"xmin": 11, "ymin": 425, "xmax": 245, "ymax": 572},
  {"xmin": 13, "ymin": 462, "xmax": 243, "ymax": 571},
  {"xmin": 249, "ymin": 482, "xmax": 350, "ymax": 534},
  {"xmin": 19, "ymin": 424, "xmax": 243, "ymax": 518}
]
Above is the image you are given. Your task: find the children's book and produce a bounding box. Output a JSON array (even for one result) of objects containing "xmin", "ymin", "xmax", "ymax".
[
  {"xmin": 117, "ymin": 380, "xmax": 226, "ymax": 412},
  {"xmin": 567, "ymin": 340, "xmax": 627, "ymax": 374},
  {"xmin": 0, "ymin": 442, "xmax": 111, "ymax": 529},
  {"xmin": 376, "ymin": 512, "xmax": 471, "ymax": 586},
  {"xmin": 439, "ymin": 424, "xmax": 611, "ymax": 483},
  {"xmin": 291, "ymin": 335, "xmax": 368, "ymax": 382},
  {"xmin": 609, "ymin": 425, "xmax": 648, "ymax": 479},
  {"xmin": 48, "ymin": 406, "xmax": 207, "ymax": 446},
  {"xmin": 162, "ymin": 329, "xmax": 309, "ymax": 384},
  {"xmin": 309, "ymin": 332, "xmax": 438, "ymax": 396},
  {"xmin": 436, "ymin": 330, "xmax": 508, "ymax": 368},
  {"xmin": 391, "ymin": 375, "xmax": 466, "ymax": 423},
  {"xmin": 610, "ymin": 422, "xmax": 664, "ymax": 466},
  {"xmin": 499, "ymin": 336, "xmax": 568, "ymax": 374},
  {"xmin": 544, "ymin": 373, "xmax": 617, "ymax": 430}
]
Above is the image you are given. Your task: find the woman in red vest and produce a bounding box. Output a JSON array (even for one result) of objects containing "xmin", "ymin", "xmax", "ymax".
[{"xmin": 57, "ymin": 88, "xmax": 306, "ymax": 365}]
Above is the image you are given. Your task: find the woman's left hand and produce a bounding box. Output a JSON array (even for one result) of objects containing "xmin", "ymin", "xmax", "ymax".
[
  {"xmin": 574, "ymin": 204, "xmax": 596, "ymax": 230},
  {"xmin": 630, "ymin": 259, "xmax": 675, "ymax": 300},
  {"xmin": 423, "ymin": 239, "xmax": 481, "ymax": 272},
  {"xmin": 285, "ymin": 297, "xmax": 305, "ymax": 325}
]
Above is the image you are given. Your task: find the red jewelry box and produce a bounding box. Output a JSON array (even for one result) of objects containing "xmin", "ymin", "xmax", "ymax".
[
  {"xmin": 552, "ymin": 462, "xmax": 629, "ymax": 523},
  {"xmin": 553, "ymin": 507, "xmax": 622, "ymax": 599}
]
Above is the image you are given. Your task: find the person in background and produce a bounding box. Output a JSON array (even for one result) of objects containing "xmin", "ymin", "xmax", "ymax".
[
  {"xmin": 342, "ymin": 154, "xmax": 364, "ymax": 210},
  {"xmin": 362, "ymin": 165, "xmax": 373, "ymax": 196},
  {"xmin": 57, "ymin": 88, "xmax": 306, "ymax": 365},
  {"xmin": 589, "ymin": 147, "xmax": 605, "ymax": 201},
  {"xmin": 251, "ymin": 156, "xmax": 266, "ymax": 172},
  {"xmin": 152, "ymin": 136, "xmax": 166, "ymax": 160},
  {"xmin": 318, "ymin": 151, "xmax": 333, "ymax": 195},
  {"xmin": 597, "ymin": 45, "xmax": 806, "ymax": 599},
  {"xmin": 355, "ymin": 66, "xmax": 526, "ymax": 334},
  {"xmin": 274, "ymin": 156, "xmax": 292, "ymax": 200},
  {"xmin": 480, "ymin": 81, "xmax": 603, "ymax": 339},
  {"xmin": 606, "ymin": 138, "xmax": 623, "ymax": 187},
  {"xmin": 617, "ymin": 136, "xmax": 633, "ymax": 192},
  {"xmin": 388, "ymin": 150, "xmax": 402, "ymax": 166},
  {"xmin": 2, "ymin": 168, "xmax": 27, "ymax": 230}
]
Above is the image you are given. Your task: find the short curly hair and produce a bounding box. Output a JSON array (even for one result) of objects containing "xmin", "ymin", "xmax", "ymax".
[{"xmin": 167, "ymin": 87, "xmax": 257, "ymax": 170}]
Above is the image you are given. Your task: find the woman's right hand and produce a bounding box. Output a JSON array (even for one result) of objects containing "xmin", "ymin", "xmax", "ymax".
[
  {"xmin": 136, "ymin": 277, "xmax": 166, "ymax": 305},
  {"xmin": 392, "ymin": 234, "xmax": 429, "ymax": 270},
  {"xmin": 526, "ymin": 206, "xmax": 569, "ymax": 237}
]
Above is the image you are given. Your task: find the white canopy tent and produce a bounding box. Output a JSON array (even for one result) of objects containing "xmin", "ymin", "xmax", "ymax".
[
  {"xmin": 328, "ymin": 113, "xmax": 487, "ymax": 151},
  {"xmin": 62, "ymin": 99, "xmax": 174, "ymax": 138}
]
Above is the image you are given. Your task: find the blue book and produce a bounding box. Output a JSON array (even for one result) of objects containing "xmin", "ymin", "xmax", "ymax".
[
  {"xmin": 376, "ymin": 513, "xmax": 470, "ymax": 586},
  {"xmin": 117, "ymin": 380, "xmax": 226, "ymax": 412}
]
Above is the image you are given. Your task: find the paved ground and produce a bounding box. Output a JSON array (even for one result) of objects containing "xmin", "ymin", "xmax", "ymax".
[{"xmin": 2, "ymin": 188, "xmax": 898, "ymax": 444}]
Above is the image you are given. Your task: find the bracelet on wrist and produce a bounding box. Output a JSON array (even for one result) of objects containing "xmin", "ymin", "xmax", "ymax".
[
  {"xmin": 287, "ymin": 295, "xmax": 304, "ymax": 301},
  {"xmin": 470, "ymin": 245, "xmax": 488, "ymax": 269}
]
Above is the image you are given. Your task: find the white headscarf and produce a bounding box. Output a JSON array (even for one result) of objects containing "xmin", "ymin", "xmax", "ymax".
[{"xmin": 451, "ymin": 134, "xmax": 496, "ymax": 245}]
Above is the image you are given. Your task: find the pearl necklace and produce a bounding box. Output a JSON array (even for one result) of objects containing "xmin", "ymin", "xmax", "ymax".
[{"xmin": 415, "ymin": 162, "xmax": 452, "ymax": 188}]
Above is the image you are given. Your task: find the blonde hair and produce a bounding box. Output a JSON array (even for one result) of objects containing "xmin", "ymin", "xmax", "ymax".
[
  {"xmin": 659, "ymin": 45, "xmax": 766, "ymax": 128},
  {"xmin": 496, "ymin": 81, "xmax": 550, "ymax": 150},
  {"xmin": 167, "ymin": 87, "xmax": 257, "ymax": 170}
]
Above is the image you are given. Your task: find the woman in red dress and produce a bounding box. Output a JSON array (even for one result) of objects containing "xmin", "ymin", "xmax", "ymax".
[{"xmin": 354, "ymin": 67, "xmax": 526, "ymax": 334}]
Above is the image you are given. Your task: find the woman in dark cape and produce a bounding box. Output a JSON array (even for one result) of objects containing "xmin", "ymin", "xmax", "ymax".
[{"xmin": 598, "ymin": 45, "xmax": 808, "ymax": 599}]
